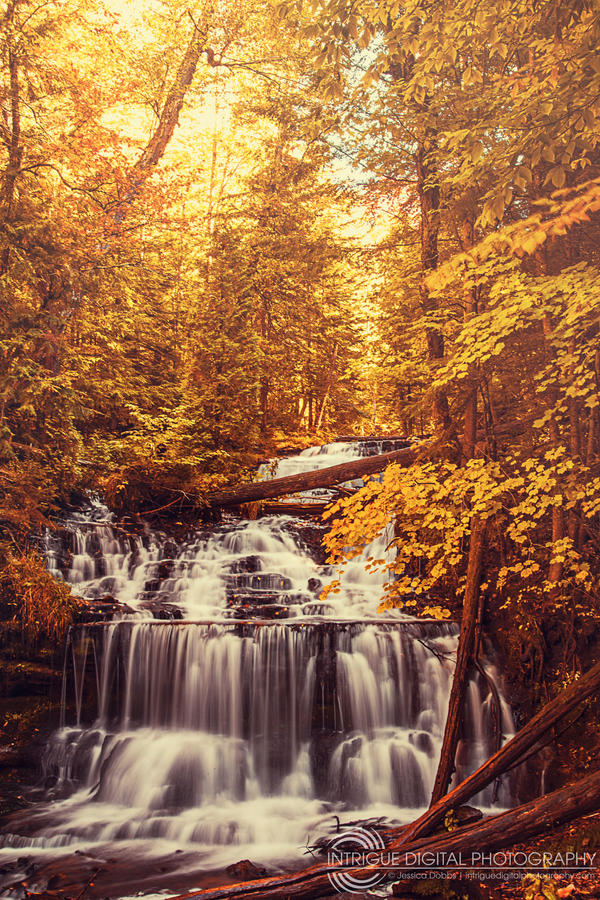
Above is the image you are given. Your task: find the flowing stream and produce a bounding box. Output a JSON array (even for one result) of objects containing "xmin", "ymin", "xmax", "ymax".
[{"xmin": 0, "ymin": 440, "xmax": 514, "ymax": 891}]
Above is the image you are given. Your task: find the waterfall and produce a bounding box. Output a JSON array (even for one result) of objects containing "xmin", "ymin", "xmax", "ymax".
[
  {"xmin": 43, "ymin": 510, "xmax": 396, "ymax": 619},
  {"xmin": 1, "ymin": 439, "xmax": 514, "ymax": 879},
  {"xmin": 5, "ymin": 620, "xmax": 512, "ymax": 860}
]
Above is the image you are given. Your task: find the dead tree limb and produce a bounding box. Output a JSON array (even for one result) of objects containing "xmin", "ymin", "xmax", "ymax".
[
  {"xmin": 133, "ymin": 16, "xmax": 210, "ymax": 178},
  {"xmin": 110, "ymin": 9, "xmax": 212, "ymax": 218},
  {"xmin": 201, "ymin": 417, "xmax": 533, "ymax": 511}
]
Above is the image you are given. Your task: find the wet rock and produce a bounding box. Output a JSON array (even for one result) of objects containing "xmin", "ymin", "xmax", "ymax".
[
  {"xmin": 280, "ymin": 520, "xmax": 328, "ymax": 564},
  {"xmin": 87, "ymin": 575, "xmax": 121, "ymax": 597},
  {"xmin": 0, "ymin": 747, "xmax": 24, "ymax": 769},
  {"xmin": 144, "ymin": 578, "xmax": 162, "ymax": 592},
  {"xmin": 78, "ymin": 599, "xmax": 134, "ymax": 621},
  {"xmin": 255, "ymin": 604, "xmax": 290, "ymax": 619},
  {"xmin": 231, "ymin": 604, "xmax": 290, "ymax": 619},
  {"xmin": 94, "ymin": 593, "xmax": 117, "ymax": 603},
  {"xmin": 227, "ymin": 591, "xmax": 281, "ymax": 606},
  {"xmin": 454, "ymin": 804, "xmax": 483, "ymax": 826},
  {"xmin": 310, "ymin": 733, "xmax": 344, "ymax": 797},
  {"xmin": 303, "ymin": 602, "xmax": 335, "ymax": 616},
  {"xmin": 225, "ymin": 859, "xmax": 269, "ymax": 880},
  {"xmin": 229, "ymin": 555, "xmax": 262, "ymax": 574},
  {"xmin": 1, "ymin": 662, "xmax": 59, "ymax": 698},
  {"xmin": 227, "ymin": 573, "xmax": 293, "ymax": 591},
  {"xmin": 138, "ymin": 602, "xmax": 183, "ymax": 620},
  {"xmin": 158, "ymin": 558, "xmax": 175, "ymax": 579},
  {"xmin": 409, "ymin": 730, "xmax": 434, "ymax": 755}
]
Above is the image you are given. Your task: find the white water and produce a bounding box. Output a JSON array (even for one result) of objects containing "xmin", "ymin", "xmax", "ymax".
[
  {"xmin": 1, "ymin": 440, "xmax": 514, "ymax": 886},
  {"xmin": 44, "ymin": 442, "xmax": 401, "ymax": 619},
  {"xmin": 260, "ymin": 440, "xmax": 363, "ymax": 479},
  {"xmin": 45, "ymin": 513, "xmax": 395, "ymax": 619}
]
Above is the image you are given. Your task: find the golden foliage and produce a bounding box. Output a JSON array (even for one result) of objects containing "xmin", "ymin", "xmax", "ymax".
[
  {"xmin": 323, "ymin": 450, "xmax": 600, "ymax": 618},
  {"xmin": 0, "ymin": 553, "xmax": 80, "ymax": 643}
]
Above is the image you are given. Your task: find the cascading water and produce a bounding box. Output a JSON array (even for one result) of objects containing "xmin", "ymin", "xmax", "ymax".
[{"xmin": 0, "ymin": 440, "xmax": 514, "ymax": 892}]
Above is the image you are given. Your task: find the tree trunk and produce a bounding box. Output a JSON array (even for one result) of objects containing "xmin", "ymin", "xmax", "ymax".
[
  {"xmin": 586, "ymin": 408, "xmax": 598, "ymax": 464},
  {"xmin": 416, "ymin": 138, "xmax": 451, "ymax": 435},
  {"xmin": 430, "ymin": 516, "xmax": 486, "ymax": 804},
  {"xmin": 459, "ymin": 215, "xmax": 478, "ymax": 460},
  {"xmin": 134, "ymin": 18, "xmax": 208, "ymax": 176},
  {"xmin": 547, "ymin": 407, "xmax": 566, "ymax": 589},
  {"xmin": 315, "ymin": 342, "xmax": 338, "ymax": 431},
  {"xmin": 387, "ymin": 44, "xmax": 449, "ymax": 437},
  {"xmin": 534, "ymin": 171, "xmax": 566, "ymax": 592},
  {"xmin": 260, "ymin": 377, "xmax": 269, "ymax": 432},
  {"xmin": 110, "ymin": 14, "xmax": 209, "ymax": 222},
  {"xmin": 204, "ymin": 84, "xmax": 219, "ymax": 291},
  {"xmin": 1, "ymin": 0, "xmax": 22, "ymax": 276}
]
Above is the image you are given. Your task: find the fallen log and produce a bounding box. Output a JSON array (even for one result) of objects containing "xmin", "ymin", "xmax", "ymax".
[
  {"xmin": 203, "ymin": 417, "xmax": 533, "ymax": 511},
  {"xmin": 203, "ymin": 445, "xmax": 420, "ymax": 509},
  {"xmin": 398, "ymin": 655, "xmax": 600, "ymax": 846},
  {"xmin": 169, "ymin": 767, "xmax": 600, "ymax": 900}
]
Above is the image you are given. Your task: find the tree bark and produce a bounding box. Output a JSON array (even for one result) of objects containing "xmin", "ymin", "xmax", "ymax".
[
  {"xmin": 586, "ymin": 408, "xmax": 598, "ymax": 464},
  {"xmin": 547, "ymin": 404, "xmax": 566, "ymax": 590},
  {"xmin": 134, "ymin": 18, "xmax": 209, "ymax": 176},
  {"xmin": 169, "ymin": 767, "xmax": 600, "ymax": 900},
  {"xmin": 111, "ymin": 13, "xmax": 210, "ymax": 220},
  {"xmin": 534, "ymin": 170, "xmax": 565, "ymax": 593},
  {"xmin": 387, "ymin": 44, "xmax": 450, "ymax": 437},
  {"xmin": 1, "ymin": 0, "xmax": 23, "ymax": 276},
  {"xmin": 416, "ymin": 137, "xmax": 452, "ymax": 435},
  {"xmin": 430, "ymin": 516, "xmax": 486, "ymax": 804},
  {"xmin": 428, "ymin": 215, "xmax": 484, "ymax": 805}
]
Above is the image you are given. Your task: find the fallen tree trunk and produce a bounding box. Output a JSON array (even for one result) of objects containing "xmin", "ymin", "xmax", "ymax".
[
  {"xmin": 171, "ymin": 767, "xmax": 600, "ymax": 900},
  {"xmin": 430, "ymin": 516, "xmax": 486, "ymax": 804},
  {"xmin": 203, "ymin": 445, "xmax": 420, "ymax": 508},
  {"xmin": 203, "ymin": 417, "xmax": 533, "ymax": 510},
  {"xmin": 399, "ymin": 655, "xmax": 600, "ymax": 846}
]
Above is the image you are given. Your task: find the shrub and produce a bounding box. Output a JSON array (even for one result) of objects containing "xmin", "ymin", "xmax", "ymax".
[{"xmin": 0, "ymin": 552, "xmax": 79, "ymax": 643}]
